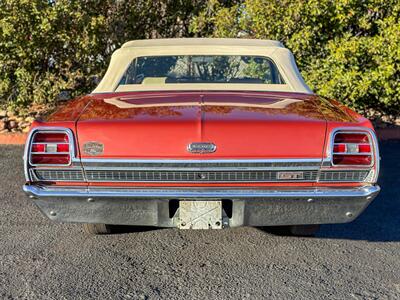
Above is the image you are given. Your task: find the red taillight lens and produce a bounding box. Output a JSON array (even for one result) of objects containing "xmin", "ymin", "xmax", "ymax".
[
  {"xmin": 333, "ymin": 155, "xmax": 372, "ymax": 165},
  {"xmin": 358, "ymin": 144, "xmax": 371, "ymax": 153},
  {"xmin": 333, "ymin": 144, "xmax": 346, "ymax": 153},
  {"xmin": 56, "ymin": 144, "xmax": 69, "ymax": 153},
  {"xmin": 31, "ymin": 143, "xmax": 46, "ymax": 153},
  {"xmin": 334, "ymin": 133, "xmax": 369, "ymax": 143},
  {"xmin": 332, "ymin": 131, "xmax": 373, "ymax": 166},
  {"xmin": 33, "ymin": 132, "xmax": 69, "ymax": 143},
  {"xmin": 30, "ymin": 131, "xmax": 71, "ymax": 165},
  {"xmin": 31, "ymin": 154, "xmax": 71, "ymax": 165}
]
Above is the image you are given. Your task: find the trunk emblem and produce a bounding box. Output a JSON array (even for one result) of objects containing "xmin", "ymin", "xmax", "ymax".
[
  {"xmin": 83, "ymin": 142, "xmax": 104, "ymax": 156},
  {"xmin": 187, "ymin": 142, "xmax": 217, "ymax": 154}
]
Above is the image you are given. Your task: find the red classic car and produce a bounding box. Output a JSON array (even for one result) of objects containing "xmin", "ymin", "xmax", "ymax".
[{"xmin": 23, "ymin": 38, "xmax": 380, "ymax": 235}]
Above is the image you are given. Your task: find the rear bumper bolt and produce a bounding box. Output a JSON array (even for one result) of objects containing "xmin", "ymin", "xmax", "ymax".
[{"xmin": 346, "ymin": 212, "xmax": 353, "ymax": 218}]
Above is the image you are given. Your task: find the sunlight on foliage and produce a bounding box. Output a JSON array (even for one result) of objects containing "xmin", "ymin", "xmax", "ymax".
[
  {"xmin": 191, "ymin": 0, "xmax": 400, "ymax": 118},
  {"xmin": 0, "ymin": 0, "xmax": 205, "ymax": 114},
  {"xmin": 0, "ymin": 0, "xmax": 398, "ymax": 119}
]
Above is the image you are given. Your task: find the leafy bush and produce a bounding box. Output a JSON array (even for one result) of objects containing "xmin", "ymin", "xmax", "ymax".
[
  {"xmin": 0, "ymin": 0, "xmax": 399, "ymax": 119},
  {"xmin": 191, "ymin": 0, "xmax": 400, "ymax": 119},
  {"xmin": 0, "ymin": 0, "xmax": 204, "ymax": 114}
]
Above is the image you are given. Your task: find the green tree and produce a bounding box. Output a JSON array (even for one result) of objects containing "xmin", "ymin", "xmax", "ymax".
[
  {"xmin": 191, "ymin": 0, "xmax": 400, "ymax": 119},
  {"xmin": 1, "ymin": 0, "xmax": 399, "ymax": 119},
  {"xmin": 0, "ymin": 0, "xmax": 205, "ymax": 114}
]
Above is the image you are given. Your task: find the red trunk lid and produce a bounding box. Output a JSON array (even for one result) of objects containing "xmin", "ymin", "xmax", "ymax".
[{"xmin": 76, "ymin": 92, "xmax": 327, "ymax": 159}]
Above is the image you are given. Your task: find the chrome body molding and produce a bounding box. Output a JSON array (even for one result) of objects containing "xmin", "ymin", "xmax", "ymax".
[
  {"xmin": 29, "ymin": 168, "xmax": 371, "ymax": 183},
  {"xmin": 30, "ymin": 169, "xmax": 85, "ymax": 182},
  {"xmin": 24, "ymin": 184, "xmax": 380, "ymax": 199},
  {"xmin": 80, "ymin": 158, "xmax": 323, "ymax": 169},
  {"xmin": 24, "ymin": 184, "xmax": 380, "ymax": 227},
  {"xmin": 84, "ymin": 169, "xmax": 320, "ymax": 183}
]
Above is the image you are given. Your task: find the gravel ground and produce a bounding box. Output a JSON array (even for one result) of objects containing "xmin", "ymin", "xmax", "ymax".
[{"xmin": 0, "ymin": 142, "xmax": 399, "ymax": 300}]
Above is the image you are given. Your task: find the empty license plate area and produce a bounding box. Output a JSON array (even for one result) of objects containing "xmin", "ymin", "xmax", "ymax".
[{"xmin": 178, "ymin": 200, "xmax": 222, "ymax": 229}]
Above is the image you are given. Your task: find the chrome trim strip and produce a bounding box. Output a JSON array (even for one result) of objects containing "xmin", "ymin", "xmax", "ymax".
[
  {"xmin": 24, "ymin": 184, "xmax": 380, "ymax": 199},
  {"xmin": 32, "ymin": 166, "xmax": 84, "ymax": 170},
  {"xmin": 318, "ymin": 170, "xmax": 370, "ymax": 182},
  {"xmin": 30, "ymin": 169, "xmax": 85, "ymax": 182},
  {"xmin": 82, "ymin": 167, "xmax": 322, "ymax": 171},
  {"xmin": 28, "ymin": 168, "xmax": 370, "ymax": 183},
  {"xmin": 332, "ymin": 152, "xmax": 372, "ymax": 156},
  {"xmin": 30, "ymin": 152, "xmax": 70, "ymax": 155},
  {"xmin": 83, "ymin": 170, "xmax": 319, "ymax": 183},
  {"xmin": 80, "ymin": 158, "xmax": 323, "ymax": 170}
]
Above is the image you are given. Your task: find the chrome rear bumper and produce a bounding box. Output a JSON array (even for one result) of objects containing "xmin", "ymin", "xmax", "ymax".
[{"xmin": 23, "ymin": 185, "xmax": 380, "ymax": 227}]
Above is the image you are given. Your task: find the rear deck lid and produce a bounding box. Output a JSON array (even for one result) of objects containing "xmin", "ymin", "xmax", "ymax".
[{"xmin": 76, "ymin": 91, "xmax": 327, "ymax": 159}]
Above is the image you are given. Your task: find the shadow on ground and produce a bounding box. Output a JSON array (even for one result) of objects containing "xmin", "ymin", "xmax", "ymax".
[
  {"xmin": 316, "ymin": 140, "xmax": 400, "ymax": 242},
  {"xmin": 106, "ymin": 225, "xmax": 160, "ymax": 234}
]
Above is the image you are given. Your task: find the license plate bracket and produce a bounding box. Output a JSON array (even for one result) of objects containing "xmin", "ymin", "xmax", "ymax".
[{"xmin": 178, "ymin": 200, "xmax": 222, "ymax": 229}]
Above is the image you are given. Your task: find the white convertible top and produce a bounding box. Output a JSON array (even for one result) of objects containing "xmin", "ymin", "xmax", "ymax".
[{"xmin": 93, "ymin": 38, "xmax": 313, "ymax": 94}]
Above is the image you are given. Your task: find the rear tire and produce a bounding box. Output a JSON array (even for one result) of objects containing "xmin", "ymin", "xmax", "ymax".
[
  {"xmin": 288, "ymin": 225, "xmax": 320, "ymax": 237},
  {"xmin": 82, "ymin": 223, "xmax": 112, "ymax": 234}
]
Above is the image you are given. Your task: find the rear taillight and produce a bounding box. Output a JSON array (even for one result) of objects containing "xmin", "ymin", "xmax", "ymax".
[
  {"xmin": 29, "ymin": 131, "xmax": 71, "ymax": 165},
  {"xmin": 332, "ymin": 131, "xmax": 373, "ymax": 166}
]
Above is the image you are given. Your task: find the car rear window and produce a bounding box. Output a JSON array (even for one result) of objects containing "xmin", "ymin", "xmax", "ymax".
[{"xmin": 118, "ymin": 55, "xmax": 285, "ymax": 86}]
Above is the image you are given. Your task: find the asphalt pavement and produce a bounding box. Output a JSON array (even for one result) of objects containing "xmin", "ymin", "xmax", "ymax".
[{"xmin": 0, "ymin": 142, "xmax": 399, "ymax": 299}]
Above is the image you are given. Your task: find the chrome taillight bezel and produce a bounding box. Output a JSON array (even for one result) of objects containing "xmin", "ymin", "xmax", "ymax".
[
  {"xmin": 331, "ymin": 131, "xmax": 373, "ymax": 167},
  {"xmin": 326, "ymin": 127, "xmax": 380, "ymax": 183},
  {"xmin": 28, "ymin": 130, "xmax": 74, "ymax": 167},
  {"xmin": 24, "ymin": 127, "xmax": 77, "ymax": 181}
]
